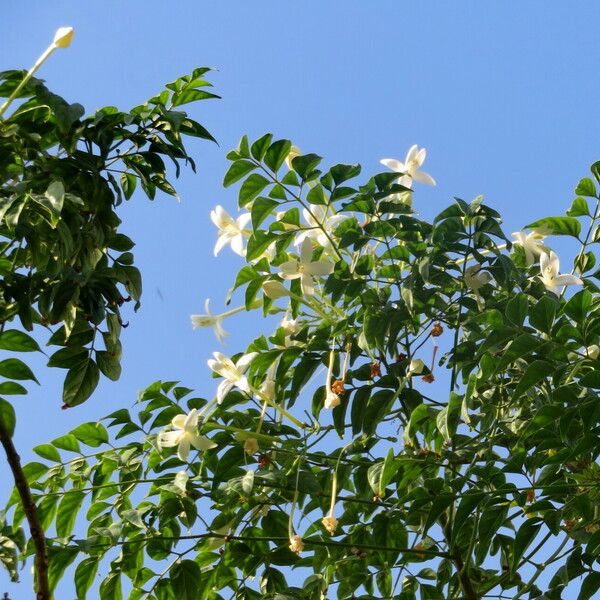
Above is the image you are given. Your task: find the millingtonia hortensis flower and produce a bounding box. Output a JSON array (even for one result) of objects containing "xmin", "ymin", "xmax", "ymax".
[
  {"xmin": 538, "ymin": 251, "xmax": 583, "ymax": 296},
  {"xmin": 279, "ymin": 238, "xmax": 334, "ymax": 296},
  {"xmin": 157, "ymin": 409, "xmax": 217, "ymax": 461},
  {"xmin": 512, "ymin": 230, "xmax": 547, "ymax": 265},
  {"xmin": 211, "ymin": 205, "xmax": 251, "ymax": 257},
  {"xmin": 207, "ymin": 351, "xmax": 257, "ymax": 403},
  {"xmin": 295, "ymin": 204, "xmax": 348, "ymax": 251},
  {"xmin": 380, "ymin": 144, "xmax": 436, "ymax": 188}
]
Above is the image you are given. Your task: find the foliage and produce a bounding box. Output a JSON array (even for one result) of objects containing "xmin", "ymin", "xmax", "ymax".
[
  {"xmin": 7, "ymin": 133, "xmax": 600, "ymax": 598},
  {"xmin": 0, "ymin": 67, "xmax": 217, "ymax": 591}
]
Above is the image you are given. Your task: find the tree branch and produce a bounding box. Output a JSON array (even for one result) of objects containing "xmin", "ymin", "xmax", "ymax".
[{"xmin": 0, "ymin": 421, "xmax": 50, "ymax": 600}]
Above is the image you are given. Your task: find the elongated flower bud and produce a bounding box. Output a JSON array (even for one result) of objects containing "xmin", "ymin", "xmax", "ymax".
[{"xmin": 53, "ymin": 27, "xmax": 75, "ymax": 48}]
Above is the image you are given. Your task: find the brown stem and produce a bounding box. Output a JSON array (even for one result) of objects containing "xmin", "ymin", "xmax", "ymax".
[
  {"xmin": 453, "ymin": 552, "xmax": 479, "ymax": 600},
  {"xmin": 0, "ymin": 420, "xmax": 50, "ymax": 600}
]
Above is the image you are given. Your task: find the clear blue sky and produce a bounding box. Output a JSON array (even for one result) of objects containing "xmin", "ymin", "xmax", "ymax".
[{"xmin": 2, "ymin": 2, "xmax": 600, "ymax": 597}]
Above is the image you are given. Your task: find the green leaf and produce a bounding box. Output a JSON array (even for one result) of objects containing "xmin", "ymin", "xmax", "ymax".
[
  {"xmin": 367, "ymin": 461, "xmax": 384, "ymax": 496},
  {"xmin": 511, "ymin": 518, "xmax": 542, "ymax": 571},
  {"xmin": 0, "ymin": 398, "xmax": 16, "ymax": 437},
  {"xmin": 525, "ymin": 216, "xmax": 581, "ymax": 238},
  {"xmin": 70, "ymin": 422, "xmax": 109, "ymax": 447},
  {"xmin": 171, "ymin": 559, "xmax": 203, "ymax": 600},
  {"xmin": 45, "ymin": 181, "xmax": 65, "ymax": 215},
  {"xmin": 223, "ymin": 160, "xmax": 257, "ymax": 187},
  {"xmin": 0, "ymin": 330, "xmax": 40, "ymax": 352},
  {"xmin": 56, "ymin": 491, "xmax": 85, "ymax": 537},
  {"xmin": 99, "ymin": 572, "xmax": 122, "ymax": 600},
  {"xmin": 120, "ymin": 172, "xmax": 137, "ymax": 200},
  {"xmin": 51, "ymin": 433, "xmax": 80, "ymax": 453},
  {"xmin": 48, "ymin": 547, "xmax": 78, "ymax": 593},
  {"xmin": 513, "ymin": 360, "xmax": 555, "ymax": 400},
  {"xmin": 239, "ymin": 173, "xmax": 270, "ymax": 207},
  {"xmin": 251, "ymin": 196, "xmax": 279, "ymax": 229},
  {"xmin": 564, "ymin": 289, "xmax": 592, "ymax": 323},
  {"xmin": 75, "ymin": 557, "xmax": 99, "ymax": 599},
  {"xmin": 575, "ymin": 177, "xmax": 597, "ymax": 198},
  {"xmin": 96, "ymin": 351, "xmax": 121, "ymax": 382},
  {"xmin": 33, "ymin": 444, "xmax": 61, "ymax": 462},
  {"xmin": 264, "ymin": 139, "xmax": 292, "ymax": 172},
  {"xmin": 251, "ymin": 133, "xmax": 273, "ymax": 161},
  {"xmin": 529, "ymin": 295, "xmax": 557, "ymax": 333},
  {"xmin": 567, "ymin": 197, "xmax": 591, "ymax": 217},
  {"xmin": 578, "ymin": 572, "xmax": 600, "ymax": 600},
  {"xmin": 0, "ymin": 358, "xmax": 38, "ymax": 382},
  {"xmin": 291, "ymin": 153, "xmax": 322, "ymax": 180},
  {"xmin": 505, "ymin": 293, "xmax": 528, "ymax": 326},
  {"xmin": 0, "ymin": 382, "xmax": 27, "ymax": 395},
  {"xmin": 63, "ymin": 360, "xmax": 100, "ymax": 407}
]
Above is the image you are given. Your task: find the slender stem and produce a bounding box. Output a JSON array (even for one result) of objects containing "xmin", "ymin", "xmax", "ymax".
[{"xmin": 0, "ymin": 420, "xmax": 50, "ymax": 600}]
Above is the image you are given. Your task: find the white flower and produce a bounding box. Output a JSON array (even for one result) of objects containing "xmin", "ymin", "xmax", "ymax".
[
  {"xmin": 465, "ymin": 265, "xmax": 492, "ymax": 291},
  {"xmin": 210, "ymin": 205, "xmax": 251, "ymax": 257},
  {"xmin": 262, "ymin": 280, "xmax": 290, "ymax": 299},
  {"xmin": 207, "ymin": 351, "xmax": 257, "ymax": 403},
  {"xmin": 259, "ymin": 377, "xmax": 276, "ymax": 402},
  {"xmin": 157, "ymin": 409, "xmax": 217, "ymax": 461},
  {"xmin": 191, "ymin": 299, "xmax": 229, "ymax": 344},
  {"xmin": 295, "ymin": 204, "xmax": 348, "ymax": 251},
  {"xmin": 512, "ymin": 230, "xmax": 547, "ymax": 265},
  {"xmin": 586, "ymin": 345, "xmax": 600, "ymax": 360},
  {"xmin": 280, "ymin": 315, "xmax": 301, "ymax": 336},
  {"xmin": 380, "ymin": 145, "xmax": 436, "ymax": 189},
  {"xmin": 408, "ymin": 359, "xmax": 425, "ymax": 376},
  {"xmin": 52, "ymin": 27, "xmax": 75, "ymax": 49},
  {"xmin": 538, "ymin": 251, "xmax": 582, "ymax": 296},
  {"xmin": 279, "ymin": 239, "xmax": 334, "ymax": 296},
  {"xmin": 285, "ymin": 145, "xmax": 302, "ymax": 170}
]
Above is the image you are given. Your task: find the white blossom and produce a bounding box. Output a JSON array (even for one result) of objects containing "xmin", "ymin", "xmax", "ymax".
[
  {"xmin": 380, "ymin": 145, "xmax": 436, "ymax": 189},
  {"xmin": 295, "ymin": 204, "xmax": 348, "ymax": 251},
  {"xmin": 279, "ymin": 239, "xmax": 334, "ymax": 296},
  {"xmin": 207, "ymin": 351, "xmax": 257, "ymax": 403},
  {"xmin": 157, "ymin": 409, "xmax": 216, "ymax": 461},
  {"xmin": 512, "ymin": 230, "xmax": 547, "ymax": 265},
  {"xmin": 210, "ymin": 205, "xmax": 251, "ymax": 257},
  {"xmin": 52, "ymin": 27, "xmax": 74, "ymax": 49},
  {"xmin": 190, "ymin": 299, "xmax": 229, "ymax": 344},
  {"xmin": 465, "ymin": 265, "xmax": 492, "ymax": 291},
  {"xmin": 538, "ymin": 251, "xmax": 582, "ymax": 296}
]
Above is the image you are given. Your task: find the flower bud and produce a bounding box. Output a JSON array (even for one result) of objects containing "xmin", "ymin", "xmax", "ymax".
[
  {"xmin": 262, "ymin": 280, "xmax": 289, "ymax": 299},
  {"xmin": 243, "ymin": 437, "xmax": 259, "ymax": 455},
  {"xmin": 408, "ymin": 359, "xmax": 425, "ymax": 375},
  {"xmin": 53, "ymin": 27, "xmax": 75, "ymax": 49},
  {"xmin": 586, "ymin": 345, "xmax": 600, "ymax": 360}
]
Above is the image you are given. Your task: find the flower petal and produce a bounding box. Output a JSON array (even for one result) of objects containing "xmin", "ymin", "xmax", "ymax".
[
  {"xmin": 235, "ymin": 352, "xmax": 258, "ymax": 372},
  {"xmin": 300, "ymin": 238, "xmax": 313, "ymax": 264},
  {"xmin": 305, "ymin": 260, "xmax": 334, "ymax": 277},
  {"xmin": 216, "ymin": 380, "xmax": 234, "ymax": 404},
  {"xmin": 405, "ymin": 145, "xmax": 419, "ymax": 163},
  {"xmin": 553, "ymin": 274, "xmax": 583, "ymax": 287},
  {"xmin": 300, "ymin": 273, "xmax": 315, "ymax": 296},
  {"xmin": 177, "ymin": 438, "xmax": 191, "ymax": 462},
  {"xmin": 412, "ymin": 170, "xmax": 436, "ymax": 186},
  {"xmin": 157, "ymin": 430, "xmax": 182, "ymax": 448},
  {"xmin": 171, "ymin": 414, "xmax": 187, "ymax": 429},
  {"xmin": 230, "ymin": 233, "xmax": 246, "ymax": 257},
  {"xmin": 189, "ymin": 433, "xmax": 217, "ymax": 451},
  {"xmin": 184, "ymin": 408, "xmax": 198, "ymax": 429},
  {"xmin": 380, "ymin": 158, "xmax": 405, "ymax": 172}
]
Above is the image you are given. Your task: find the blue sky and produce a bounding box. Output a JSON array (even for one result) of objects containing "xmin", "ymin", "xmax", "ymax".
[{"xmin": 2, "ymin": 1, "xmax": 600, "ymax": 597}]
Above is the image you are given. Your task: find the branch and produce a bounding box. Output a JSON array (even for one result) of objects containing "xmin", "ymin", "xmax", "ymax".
[{"xmin": 0, "ymin": 420, "xmax": 50, "ymax": 600}]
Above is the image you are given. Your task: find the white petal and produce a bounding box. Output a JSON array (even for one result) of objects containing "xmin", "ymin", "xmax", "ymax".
[
  {"xmin": 540, "ymin": 252, "xmax": 551, "ymax": 274},
  {"xmin": 412, "ymin": 170, "xmax": 436, "ymax": 186},
  {"xmin": 189, "ymin": 433, "xmax": 217, "ymax": 451},
  {"xmin": 380, "ymin": 158, "xmax": 405, "ymax": 173},
  {"xmin": 230, "ymin": 234, "xmax": 246, "ymax": 257},
  {"xmin": 204, "ymin": 298, "xmax": 212, "ymax": 314},
  {"xmin": 553, "ymin": 274, "xmax": 583, "ymax": 287},
  {"xmin": 157, "ymin": 430, "xmax": 182, "ymax": 448},
  {"xmin": 305, "ymin": 260, "xmax": 334, "ymax": 277},
  {"xmin": 171, "ymin": 414, "xmax": 187, "ymax": 429},
  {"xmin": 325, "ymin": 214, "xmax": 348, "ymax": 230},
  {"xmin": 235, "ymin": 352, "xmax": 257, "ymax": 372},
  {"xmin": 214, "ymin": 233, "xmax": 232, "ymax": 256},
  {"xmin": 548, "ymin": 251, "xmax": 560, "ymax": 276},
  {"xmin": 236, "ymin": 375, "xmax": 252, "ymax": 395},
  {"xmin": 184, "ymin": 409, "xmax": 198, "ymax": 429},
  {"xmin": 399, "ymin": 175, "xmax": 413, "ymax": 189},
  {"xmin": 214, "ymin": 321, "xmax": 230, "ymax": 344},
  {"xmin": 177, "ymin": 438, "xmax": 191, "ymax": 462},
  {"xmin": 279, "ymin": 260, "xmax": 301, "ymax": 278},
  {"xmin": 216, "ymin": 380, "xmax": 234, "ymax": 404},
  {"xmin": 405, "ymin": 145, "xmax": 419, "ymax": 163},
  {"xmin": 415, "ymin": 147, "xmax": 427, "ymax": 166},
  {"xmin": 237, "ymin": 213, "xmax": 252, "ymax": 228},
  {"xmin": 300, "ymin": 273, "xmax": 315, "ymax": 296},
  {"xmin": 300, "ymin": 238, "xmax": 313, "ymax": 264}
]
